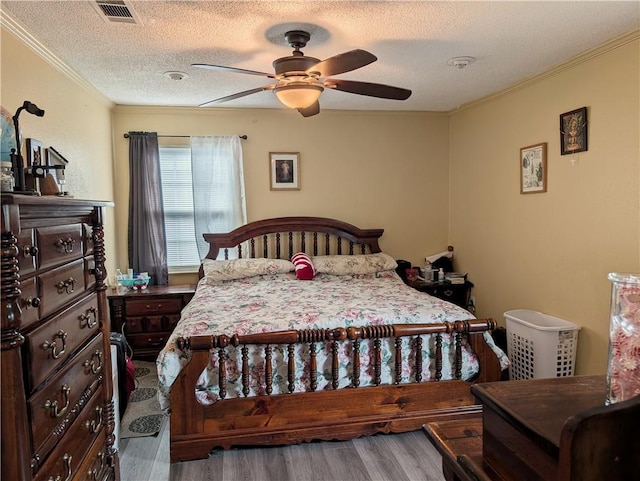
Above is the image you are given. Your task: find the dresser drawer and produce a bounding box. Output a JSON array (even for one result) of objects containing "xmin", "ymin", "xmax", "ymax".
[
  {"xmin": 28, "ymin": 334, "xmax": 105, "ymax": 452},
  {"xmin": 39, "ymin": 259, "xmax": 87, "ymax": 318},
  {"xmin": 17, "ymin": 227, "xmax": 37, "ymax": 276},
  {"xmin": 75, "ymin": 434, "xmax": 111, "ymax": 481},
  {"xmin": 27, "ymin": 295, "xmax": 100, "ymax": 391},
  {"xmin": 32, "ymin": 386, "xmax": 105, "ymax": 481},
  {"xmin": 125, "ymin": 297, "xmax": 183, "ymax": 316},
  {"xmin": 83, "ymin": 223, "xmax": 95, "ymax": 257},
  {"xmin": 85, "ymin": 256, "xmax": 96, "ymax": 291},
  {"xmin": 18, "ymin": 277, "xmax": 40, "ymax": 329},
  {"xmin": 36, "ymin": 224, "xmax": 84, "ymax": 271}
]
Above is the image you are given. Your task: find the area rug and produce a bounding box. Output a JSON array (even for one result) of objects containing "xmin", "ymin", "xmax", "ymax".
[{"xmin": 120, "ymin": 360, "xmax": 164, "ymax": 439}]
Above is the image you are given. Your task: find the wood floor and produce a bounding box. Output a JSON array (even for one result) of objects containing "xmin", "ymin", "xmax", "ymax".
[{"xmin": 119, "ymin": 418, "xmax": 447, "ymax": 481}]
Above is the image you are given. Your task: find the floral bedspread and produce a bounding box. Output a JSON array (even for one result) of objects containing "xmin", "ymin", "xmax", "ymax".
[{"xmin": 157, "ymin": 271, "xmax": 508, "ymax": 411}]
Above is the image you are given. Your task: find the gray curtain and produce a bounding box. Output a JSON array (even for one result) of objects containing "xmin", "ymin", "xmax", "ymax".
[{"xmin": 127, "ymin": 132, "xmax": 168, "ymax": 285}]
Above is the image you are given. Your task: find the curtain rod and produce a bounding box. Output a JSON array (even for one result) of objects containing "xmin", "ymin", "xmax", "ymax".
[{"xmin": 124, "ymin": 133, "xmax": 247, "ymax": 139}]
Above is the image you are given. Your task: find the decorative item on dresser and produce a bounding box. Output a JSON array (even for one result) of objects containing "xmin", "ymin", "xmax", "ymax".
[
  {"xmin": 1, "ymin": 195, "xmax": 119, "ymax": 481},
  {"xmin": 108, "ymin": 285, "xmax": 195, "ymax": 361}
]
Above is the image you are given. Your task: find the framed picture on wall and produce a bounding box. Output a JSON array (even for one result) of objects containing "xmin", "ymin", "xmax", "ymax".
[
  {"xmin": 560, "ymin": 107, "xmax": 588, "ymax": 155},
  {"xmin": 520, "ymin": 142, "xmax": 547, "ymax": 194},
  {"xmin": 270, "ymin": 152, "xmax": 300, "ymax": 190}
]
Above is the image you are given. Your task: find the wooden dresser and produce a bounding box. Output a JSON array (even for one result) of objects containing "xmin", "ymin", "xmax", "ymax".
[
  {"xmin": 108, "ymin": 285, "xmax": 195, "ymax": 360},
  {"xmin": 1, "ymin": 195, "xmax": 119, "ymax": 481}
]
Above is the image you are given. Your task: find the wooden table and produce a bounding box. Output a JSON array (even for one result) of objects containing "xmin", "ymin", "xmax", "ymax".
[
  {"xmin": 424, "ymin": 375, "xmax": 640, "ymax": 481},
  {"xmin": 473, "ymin": 376, "xmax": 606, "ymax": 481}
]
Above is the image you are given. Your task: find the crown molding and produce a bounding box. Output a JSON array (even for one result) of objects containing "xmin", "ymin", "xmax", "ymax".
[
  {"xmin": 449, "ymin": 28, "xmax": 640, "ymax": 115},
  {"xmin": 1, "ymin": 9, "xmax": 113, "ymax": 108}
]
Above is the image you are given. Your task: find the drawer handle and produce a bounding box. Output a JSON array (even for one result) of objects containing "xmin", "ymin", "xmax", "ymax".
[
  {"xmin": 54, "ymin": 237, "xmax": 76, "ymax": 253},
  {"xmin": 42, "ymin": 330, "xmax": 68, "ymax": 359},
  {"xmin": 44, "ymin": 384, "xmax": 71, "ymax": 418},
  {"xmin": 55, "ymin": 277, "xmax": 76, "ymax": 295},
  {"xmin": 79, "ymin": 306, "xmax": 98, "ymax": 329},
  {"xmin": 83, "ymin": 350, "xmax": 103, "ymax": 374},
  {"xmin": 24, "ymin": 296, "xmax": 41, "ymax": 309},
  {"xmin": 47, "ymin": 453, "xmax": 73, "ymax": 481},
  {"xmin": 145, "ymin": 303, "xmax": 163, "ymax": 312},
  {"xmin": 23, "ymin": 244, "xmax": 39, "ymax": 257},
  {"xmin": 148, "ymin": 337, "xmax": 165, "ymax": 347},
  {"xmin": 85, "ymin": 406, "xmax": 103, "ymax": 433},
  {"xmin": 444, "ymin": 290, "xmax": 454, "ymax": 296}
]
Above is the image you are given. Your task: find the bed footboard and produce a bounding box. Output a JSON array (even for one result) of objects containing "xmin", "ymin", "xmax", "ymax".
[{"xmin": 169, "ymin": 318, "xmax": 501, "ymax": 462}]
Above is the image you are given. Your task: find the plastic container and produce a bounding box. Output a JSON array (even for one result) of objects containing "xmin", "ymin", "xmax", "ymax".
[{"xmin": 505, "ymin": 309, "xmax": 581, "ymax": 380}]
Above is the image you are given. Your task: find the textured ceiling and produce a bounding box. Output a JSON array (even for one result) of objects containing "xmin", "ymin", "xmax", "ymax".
[{"xmin": 1, "ymin": 1, "xmax": 639, "ymax": 112}]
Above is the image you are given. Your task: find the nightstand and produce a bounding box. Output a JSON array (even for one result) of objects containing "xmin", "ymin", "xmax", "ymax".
[
  {"xmin": 408, "ymin": 279, "xmax": 474, "ymax": 311},
  {"xmin": 108, "ymin": 285, "xmax": 195, "ymax": 360}
]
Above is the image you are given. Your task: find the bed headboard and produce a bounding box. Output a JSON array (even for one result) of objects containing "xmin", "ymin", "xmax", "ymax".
[{"xmin": 202, "ymin": 216, "xmax": 384, "ymax": 263}]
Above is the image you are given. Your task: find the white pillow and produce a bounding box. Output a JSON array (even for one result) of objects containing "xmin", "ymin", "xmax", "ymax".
[
  {"xmin": 311, "ymin": 253, "xmax": 397, "ymax": 276},
  {"xmin": 202, "ymin": 258, "xmax": 294, "ymax": 282}
]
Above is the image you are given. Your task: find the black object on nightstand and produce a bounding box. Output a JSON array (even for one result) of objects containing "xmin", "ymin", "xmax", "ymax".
[{"xmin": 408, "ymin": 279, "xmax": 474, "ymax": 311}]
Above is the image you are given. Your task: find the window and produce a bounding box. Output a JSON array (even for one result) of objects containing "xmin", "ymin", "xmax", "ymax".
[
  {"xmin": 158, "ymin": 138, "xmax": 246, "ymax": 272},
  {"xmin": 158, "ymin": 146, "xmax": 200, "ymax": 271}
]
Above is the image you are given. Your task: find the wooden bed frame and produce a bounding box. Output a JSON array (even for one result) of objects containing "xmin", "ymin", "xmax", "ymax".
[{"xmin": 169, "ymin": 217, "xmax": 503, "ymax": 462}]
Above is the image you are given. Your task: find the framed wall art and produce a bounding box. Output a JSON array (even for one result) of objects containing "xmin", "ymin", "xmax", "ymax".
[
  {"xmin": 520, "ymin": 142, "xmax": 547, "ymax": 194},
  {"xmin": 270, "ymin": 152, "xmax": 300, "ymax": 190},
  {"xmin": 560, "ymin": 107, "xmax": 588, "ymax": 155},
  {"xmin": 26, "ymin": 138, "xmax": 43, "ymax": 167}
]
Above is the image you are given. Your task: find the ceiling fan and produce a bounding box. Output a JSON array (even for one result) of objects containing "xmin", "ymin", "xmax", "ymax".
[{"xmin": 193, "ymin": 30, "xmax": 412, "ymax": 117}]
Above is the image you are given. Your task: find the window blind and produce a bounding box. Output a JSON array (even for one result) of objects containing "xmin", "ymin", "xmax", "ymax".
[{"xmin": 158, "ymin": 146, "xmax": 200, "ymax": 270}]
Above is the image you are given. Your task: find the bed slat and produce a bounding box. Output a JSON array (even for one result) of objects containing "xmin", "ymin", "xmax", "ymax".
[
  {"xmin": 415, "ymin": 336, "xmax": 423, "ymax": 383},
  {"xmin": 352, "ymin": 338, "xmax": 361, "ymax": 388},
  {"xmin": 309, "ymin": 342, "xmax": 317, "ymax": 391},
  {"xmin": 435, "ymin": 333, "xmax": 443, "ymax": 381},
  {"xmin": 265, "ymin": 345, "xmax": 273, "ymax": 395}
]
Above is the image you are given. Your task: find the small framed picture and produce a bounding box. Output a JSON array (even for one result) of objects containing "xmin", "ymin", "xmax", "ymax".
[
  {"xmin": 26, "ymin": 138, "xmax": 43, "ymax": 167},
  {"xmin": 520, "ymin": 142, "xmax": 547, "ymax": 194},
  {"xmin": 560, "ymin": 107, "xmax": 588, "ymax": 155},
  {"xmin": 270, "ymin": 152, "xmax": 300, "ymax": 190}
]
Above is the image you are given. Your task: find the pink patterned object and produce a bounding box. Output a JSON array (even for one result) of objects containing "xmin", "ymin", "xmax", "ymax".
[{"xmin": 606, "ymin": 274, "xmax": 640, "ymax": 405}]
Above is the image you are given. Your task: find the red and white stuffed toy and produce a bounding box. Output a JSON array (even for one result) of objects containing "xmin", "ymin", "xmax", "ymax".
[{"xmin": 291, "ymin": 252, "xmax": 315, "ymax": 280}]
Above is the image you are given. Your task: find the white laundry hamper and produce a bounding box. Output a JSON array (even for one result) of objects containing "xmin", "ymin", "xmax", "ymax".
[{"xmin": 505, "ymin": 309, "xmax": 581, "ymax": 380}]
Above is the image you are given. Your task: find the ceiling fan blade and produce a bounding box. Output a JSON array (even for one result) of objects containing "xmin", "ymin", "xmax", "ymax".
[
  {"xmin": 327, "ymin": 79, "xmax": 412, "ymax": 100},
  {"xmin": 192, "ymin": 63, "xmax": 277, "ymax": 79},
  {"xmin": 307, "ymin": 49, "xmax": 377, "ymax": 77},
  {"xmin": 198, "ymin": 86, "xmax": 275, "ymax": 107},
  {"xmin": 297, "ymin": 101, "xmax": 320, "ymax": 117}
]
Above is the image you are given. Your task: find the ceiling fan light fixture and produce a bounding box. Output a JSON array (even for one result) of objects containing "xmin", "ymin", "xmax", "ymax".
[{"xmin": 274, "ymin": 84, "xmax": 324, "ymax": 109}]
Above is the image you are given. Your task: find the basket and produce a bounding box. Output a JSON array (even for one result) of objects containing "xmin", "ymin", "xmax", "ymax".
[{"xmin": 505, "ymin": 309, "xmax": 581, "ymax": 380}]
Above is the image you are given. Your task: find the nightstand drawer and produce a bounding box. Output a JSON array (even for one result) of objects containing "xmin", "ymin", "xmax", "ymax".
[
  {"xmin": 408, "ymin": 280, "xmax": 474, "ymax": 310},
  {"xmin": 127, "ymin": 332, "xmax": 168, "ymax": 351},
  {"xmin": 125, "ymin": 297, "xmax": 183, "ymax": 316}
]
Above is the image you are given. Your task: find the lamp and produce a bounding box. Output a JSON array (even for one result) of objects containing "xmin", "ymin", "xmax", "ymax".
[
  {"xmin": 274, "ymin": 84, "xmax": 324, "ymax": 109},
  {"xmin": 11, "ymin": 100, "xmax": 45, "ymax": 193}
]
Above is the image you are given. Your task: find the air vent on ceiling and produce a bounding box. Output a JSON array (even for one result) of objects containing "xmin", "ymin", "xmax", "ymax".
[{"xmin": 90, "ymin": 0, "xmax": 142, "ymax": 24}]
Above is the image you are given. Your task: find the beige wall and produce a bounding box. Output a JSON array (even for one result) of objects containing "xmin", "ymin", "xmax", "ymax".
[
  {"xmin": 448, "ymin": 33, "xmax": 640, "ymax": 375},
  {"xmin": 5, "ymin": 16, "xmax": 638, "ymax": 377},
  {"xmin": 1, "ymin": 24, "xmax": 117, "ymax": 276},
  {"xmin": 111, "ymin": 106, "xmax": 451, "ymax": 282}
]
